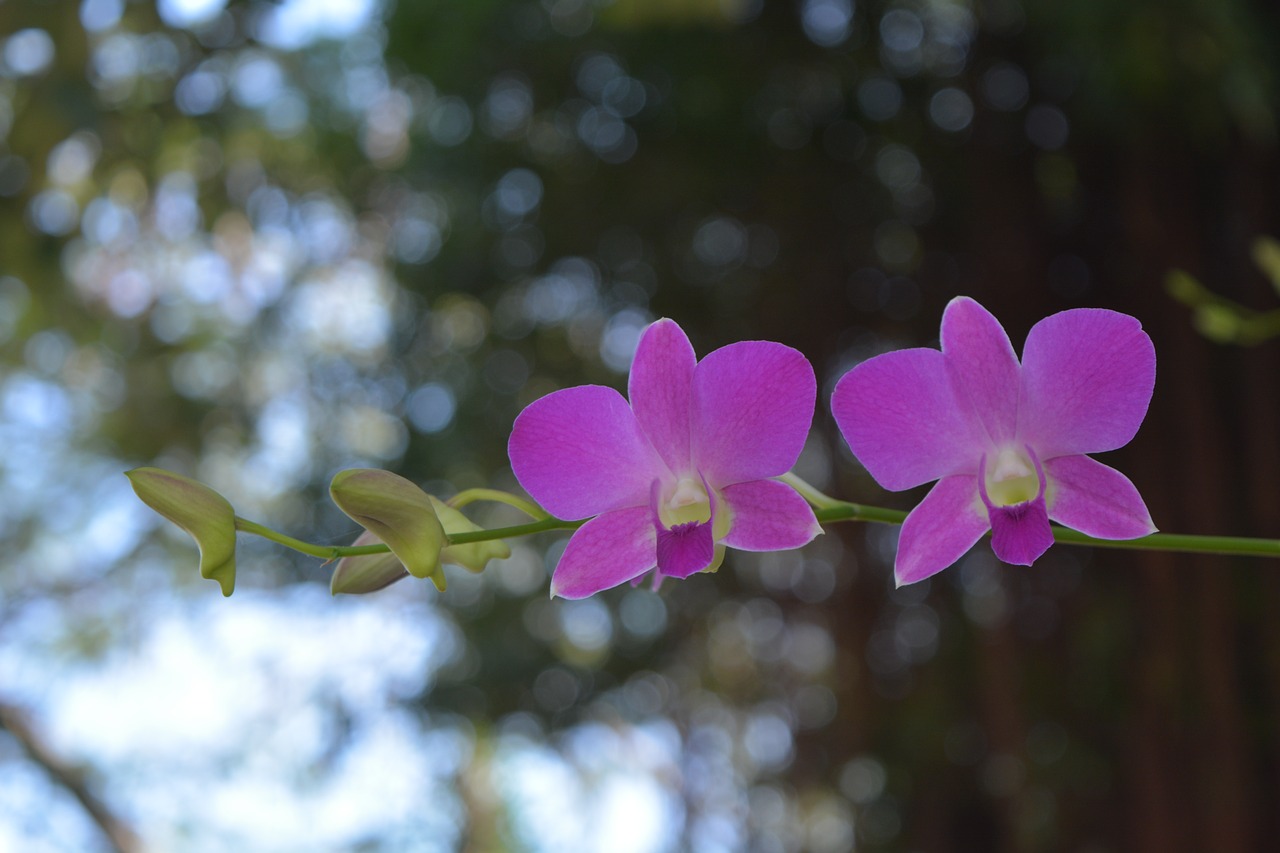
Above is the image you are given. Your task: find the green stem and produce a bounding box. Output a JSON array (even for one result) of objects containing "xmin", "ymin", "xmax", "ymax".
[
  {"xmin": 234, "ymin": 515, "xmax": 582, "ymax": 559},
  {"xmin": 234, "ymin": 517, "xmax": 390, "ymax": 560},
  {"xmin": 798, "ymin": 483, "xmax": 1280, "ymax": 559},
  {"xmin": 446, "ymin": 488, "xmax": 547, "ymax": 520},
  {"xmin": 235, "ymin": 473, "xmax": 1280, "ymax": 564}
]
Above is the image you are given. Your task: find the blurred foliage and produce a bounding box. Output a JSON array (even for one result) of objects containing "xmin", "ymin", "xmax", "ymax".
[{"xmin": 1168, "ymin": 236, "xmax": 1280, "ymax": 344}]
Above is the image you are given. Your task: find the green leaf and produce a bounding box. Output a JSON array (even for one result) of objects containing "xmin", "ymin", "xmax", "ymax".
[
  {"xmin": 126, "ymin": 467, "xmax": 237, "ymax": 596},
  {"xmin": 329, "ymin": 469, "xmax": 448, "ymax": 589}
]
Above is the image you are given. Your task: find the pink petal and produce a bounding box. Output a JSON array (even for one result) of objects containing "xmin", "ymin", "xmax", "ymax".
[
  {"xmin": 895, "ymin": 475, "xmax": 989, "ymax": 586},
  {"xmin": 987, "ymin": 496, "xmax": 1054, "ymax": 566},
  {"xmin": 509, "ymin": 385, "xmax": 663, "ymax": 519},
  {"xmin": 657, "ymin": 521, "xmax": 715, "ymax": 578},
  {"xmin": 692, "ymin": 340, "xmax": 816, "ymax": 487},
  {"xmin": 628, "ymin": 319, "xmax": 697, "ymax": 476},
  {"xmin": 550, "ymin": 507, "xmax": 656, "ymax": 599},
  {"xmin": 941, "ymin": 297, "xmax": 1020, "ymax": 448},
  {"xmin": 1019, "ymin": 308, "xmax": 1156, "ymax": 458},
  {"xmin": 720, "ymin": 479, "xmax": 822, "ymax": 551},
  {"xmin": 1045, "ymin": 454, "xmax": 1156, "ymax": 539},
  {"xmin": 832, "ymin": 347, "xmax": 983, "ymax": 491}
]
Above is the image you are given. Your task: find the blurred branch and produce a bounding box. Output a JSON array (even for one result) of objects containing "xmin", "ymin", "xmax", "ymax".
[{"xmin": 0, "ymin": 700, "xmax": 141, "ymax": 853}]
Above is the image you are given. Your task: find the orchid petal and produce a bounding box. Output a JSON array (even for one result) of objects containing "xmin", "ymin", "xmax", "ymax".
[
  {"xmin": 550, "ymin": 507, "xmax": 656, "ymax": 599},
  {"xmin": 1020, "ymin": 309, "xmax": 1156, "ymax": 458},
  {"xmin": 692, "ymin": 340, "xmax": 815, "ymax": 486},
  {"xmin": 832, "ymin": 347, "xmax": 983, "ymax": 491},
  {"xmin": 509, "ymin": 385, "xmax": 664, "ymax": 519},
  {"xmin": 987, "ymin": 497, "xmax": 1054, "ymax": 566},
  {"xmin": 1046, "ymin": 454, "xmax": 1157, "ymax": 539},
  {"xmin": 657, "ymin": 521, "xmax": 715, "ymax": 578},
  {"xmin": 895, "ymin": 475, "xmax": 989, "ymax": 586},
  {"xmin": 941, "ymin": 296, "xmax": 1020, "ymax": 448},
  {"xmin": 629, "ymin": 318, "xmax": 696, "ymax": 475},
  {"xmin": 720, "ymin": 479, "xmax": 822, "ymax": 551}
]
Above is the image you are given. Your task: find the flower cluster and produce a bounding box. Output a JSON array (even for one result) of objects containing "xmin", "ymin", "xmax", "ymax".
[
  {"xmin": 511, "ymin": 299, "xmax": 1155, "ymax": 595},
  {"xmin": 131, "ymin": 297, "xmax": 1159, "ymax": 598}
]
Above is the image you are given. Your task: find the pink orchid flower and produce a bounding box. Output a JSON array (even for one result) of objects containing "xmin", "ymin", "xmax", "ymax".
[
  {"xmin": 832, "ymin": 296, "xmax": 1156, "ymax": 586},
  {"xmin": 509, "ymin": 318, "xmax": 822, "ymax": 598}
]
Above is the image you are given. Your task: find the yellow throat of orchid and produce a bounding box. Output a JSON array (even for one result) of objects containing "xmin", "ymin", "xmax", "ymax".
[{"xmin": 983, "ymin": 448, "xmax": 1042, "ymax": 507}]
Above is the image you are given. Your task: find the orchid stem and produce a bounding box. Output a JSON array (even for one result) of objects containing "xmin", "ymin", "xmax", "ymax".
[
  {"xmin": 236, "ymin": 475, "xmax": 1280, "ymax": 564},
  {"xmin": 791, "ymin": 477, "xmax": 1280, "ymax": 559},
  {"xmin": 233, "ymin": 515, "xmax": 582, "ymax": 559},
  {"xmin": 446, "ymin": 488, "xmax": 547, "ymax": 520}
]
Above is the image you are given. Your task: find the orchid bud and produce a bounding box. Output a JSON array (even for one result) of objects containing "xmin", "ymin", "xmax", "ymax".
[
  {"xmin": 330, "ymin": 496, "xmax": 512, "ymax": 595},
  {"xmin": 126, "ymin": 467, "xmax": 237, "ymax": 596},
  {"xmin": 329, "ymin": 469, "xmax": 447, "ymax": 589}
]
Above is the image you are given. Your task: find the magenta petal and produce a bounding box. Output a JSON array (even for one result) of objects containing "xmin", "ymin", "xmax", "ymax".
[
  {"xmin": 896, "ymin": 475, "xmax": 989, "ymax": 586},
  {"xmin": 629, "ymin": 319, "xmax": 697, "ymax": 475},
  {"xmin": 941, "ymin": 297, "xmax": 1020, "ymax": 447},
  {"xmin": 987, "ymin": 496, "xmax": 1054, "ymax": 566},
  {"xmin": 832, "ymin": 347, "xmax": 983, "ymax": 491},
  {"xmin": 657, "ymin": 520, "xmax": 715, "ymax": 578},
  {"xmin": 1046, "ymin": 454, "xmax": 1156, "ymax": 539},
  {"xmin": 692, "ymin": 340, "xmax": 816, "ymax": 486},
  {"xmin": 509, "ymin": 385, "xmax": 663, "ymax": 519},
  {"xmin": 720, "ymin": 479, "xmax": 822, "ymax": 551},
  {"xmin": 1020, "ymin": 308, "xmax": 1156, "ymax": 458},
  {"xmin": 550, "ymin": 507, "xmax": 656, "ymax": 599}
]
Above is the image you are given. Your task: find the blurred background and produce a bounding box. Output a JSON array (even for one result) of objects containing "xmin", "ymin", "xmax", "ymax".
[{"xmin": 0, "ymin": 0, "xmax": 1278, "ymax": 850}]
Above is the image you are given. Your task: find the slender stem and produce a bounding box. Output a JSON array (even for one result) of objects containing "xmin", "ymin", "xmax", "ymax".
[
  {"xmin": 777, "ymin": 472, "xmax": 845, "ymax": 511},
  {"xmin": 233, "ymin": 474, "xmax": 1280, "ymax": 564},
  {"xmin": 447, "ymin": 488, "xmax": 547, "ymax": 520},
  {"xmin": 234, "ymin": 517, "xmax": 390, "ymax": 560},
  {"xmin": 446, "ymin": 516, "xmax": 582, "ymax": 544},
  {"xmin": 234, "ymin": 514, "xmax": 583, "ymax": 558},
  {"xmin": 799, "ymin": 481, "xmax": 1280, "ymax": 559}
]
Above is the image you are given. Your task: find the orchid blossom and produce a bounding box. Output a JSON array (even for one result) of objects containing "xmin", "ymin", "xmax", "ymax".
[
  {"xmin": 509, "ymin": 318, "xmax": 821, "ymax": 598},
  {"xmin": 832, "ymin": 296, "xmax": 1156, "ymax": 585}
]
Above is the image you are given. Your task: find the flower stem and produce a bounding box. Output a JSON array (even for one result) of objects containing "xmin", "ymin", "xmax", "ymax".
[
  {"xmin": 794, "ymin": 481, "xmax": 1280, "ymax": 559},
  {"xmin": 233, "ymin": 515, "xmax": 583, "ymax": 559},
  {"xmin": 234, "ymin": 517, "xmax": 391, "ymax": 560},
  {"xmin": 236, "ymin": 475, "xmax": 1280, "ymax": 565},
  {"xmin": 446, "ymin": 488, "xmax": 547, "ymax": 520}
]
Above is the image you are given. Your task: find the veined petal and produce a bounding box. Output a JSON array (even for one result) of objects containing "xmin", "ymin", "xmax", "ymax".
[
  {"xmin": 832, "ymin": 347, "xmax": 983, "ymax": 491},
  {"xmin": 629, "ymin": 318, "xmax": 697, "ymax": 475},
  {"xmin": 509, "ymin": 385, "xmax": 664, "ymax": 519},
  {"xmin": 692, "ymin": 340, "xmax": 816, "ymax": 486},
  {"xmin": 896, "ymin": 475, "xmax": 989, "ymax": 586},
  {"xmin": 1020, "ymin": 308, "xmax": 1156, "ymax": 458},
  {"xmin": 550, "ymin": 507, "xmax": 656, "ymax": 599},
  {"xmin": 987, "ymin": 497, "xmax": 1054, "ymax": 566},
  {"xmin": 941, "ymin": 296, "xmax": 1020, "ymax": 448},
  {"xmin": 1045, "ymin": 454, "xmax": 1156, "ymax": 539},
  {"xmin": 720, "ymin": 479, "xmax": 822, "ymax": 551}
]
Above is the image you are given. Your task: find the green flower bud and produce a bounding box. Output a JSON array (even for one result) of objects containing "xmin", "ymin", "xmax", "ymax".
[
  {"xmin": 329, "ymin": 469, "xmax": 447, "ymax": 589},
  {"xmin": 126, "ymin": 467, "xmax": 237, "ymax": 596},
  {"xmin": 329, "ymin": 496, "xmax": 512, "ymax": 595},
  {"xmin": 431, "ymin": 497, "xmax": 513, "ymax": 574},
  {"xmin": 330, "ymin": 530, "xmax": 409, "ymax": 595}
]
